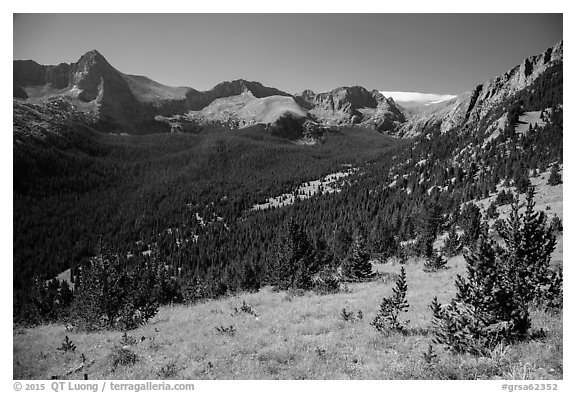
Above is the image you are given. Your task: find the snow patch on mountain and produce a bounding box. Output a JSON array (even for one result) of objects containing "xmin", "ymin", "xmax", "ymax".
[{"xmin": 380, "ymin": 91, "xmax": 457, "ymax": 104}]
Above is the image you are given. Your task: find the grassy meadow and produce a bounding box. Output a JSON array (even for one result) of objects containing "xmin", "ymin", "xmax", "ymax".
[{"xmin": 13, "ymin": 254, "xmax": 562, "ymax": 380}]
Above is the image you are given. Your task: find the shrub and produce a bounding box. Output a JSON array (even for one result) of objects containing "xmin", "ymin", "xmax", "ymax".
[
  {"xmin": 340, "ymin": 308, "xmax": 363, "ymax": 322},
  {"xmin": 422, "ymin": 344, "xmax": 438, "ymax": 366},
  {"xmin": 57, "ymin": 336, "xmax": 76, "ymax": 352},
  {"xmin": 341, "ymin": 308, "xmax": 355, "ymax": 322},
  {"xmin": 215, "ymin": 325, "xmax": 236, "ymax": 336},
  {"xmin": 232, "ymin": 301, "xmax": 259, "ymax": 317},
  {"xmin": 423, "ymin": 252, "xmax": 448, "ymax": 272},
  {"xmin": 158, "ymin": 362, "xmax": 178, "ymax": 378},
  {"xmin": 371, "ymin": 266, "xmax": 409, "ymax": 332},
  {"xmin": 110, "ymin": 346, "xmax": 138, "ymax": 370},
  {"xmin": 120, "ymin": 332, "xmax": 138, "ymax": 346}
]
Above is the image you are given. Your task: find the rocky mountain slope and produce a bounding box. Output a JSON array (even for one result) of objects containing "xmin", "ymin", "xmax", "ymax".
[
  {"xmin": 13, "ymin": 41, "xmax": 562, "ymax": 138},
  {"xmin": 13, "ymin": 51, "xmax": 297, "ymax": 135},
  {"xmin": 14, "ymin": 50, "xmax": 170, "ymax": 133},
  {"xmin": 13, "ymin": 50, "xmax": 407, "ymax": 136},
  {"xmin": 398, "ymin": 41, "xmax": 563, "ymax": 137},
  {"xmin": 295, "ymin": 86, "xmax": 406, "ymax": 131},
  {"xmin": 188, "ymin": 92, "xmax": 308, "ymax": 127}
]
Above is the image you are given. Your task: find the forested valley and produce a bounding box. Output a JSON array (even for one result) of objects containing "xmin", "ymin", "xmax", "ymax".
[{"xmin": 14, "ymin": 59, "xmax": 562, "ymax": 327}]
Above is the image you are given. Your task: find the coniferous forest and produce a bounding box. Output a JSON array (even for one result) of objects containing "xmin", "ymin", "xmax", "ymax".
[
  {"xmin": 14, "ymin": 60, "xmax": 562, "ymax": 325},
  {"xmin": 12, "ymin": 13, "xmax": 565, "ymax": 380}
]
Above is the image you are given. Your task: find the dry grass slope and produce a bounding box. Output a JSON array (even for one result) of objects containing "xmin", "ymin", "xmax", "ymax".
[{"xmin": 14, "ymin": 259, "xmax": 562, "ymax": 380}]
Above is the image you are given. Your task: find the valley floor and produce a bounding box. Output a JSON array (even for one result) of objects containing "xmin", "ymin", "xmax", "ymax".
[{"xmin": 13, "ymin": 257, "xmax": 562, "ymax": 380}]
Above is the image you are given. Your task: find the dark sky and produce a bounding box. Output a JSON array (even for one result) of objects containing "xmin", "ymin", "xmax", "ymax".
[{"xmin": 13, "ymin": 14, "xmax": 562, "ymax": 95}]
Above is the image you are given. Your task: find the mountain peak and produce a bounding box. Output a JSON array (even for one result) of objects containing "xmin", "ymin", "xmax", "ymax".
[{"xmin": 77, "ymin": 49, "xmax": 109, "ymax": 67}]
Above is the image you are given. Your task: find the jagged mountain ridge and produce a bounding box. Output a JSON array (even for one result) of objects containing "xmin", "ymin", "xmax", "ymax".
[
  {"xmin": 398, "ymin": 41, "xmax": 563, "ymax": 137},
  {"xmin": 13, "ymin": 41, "xmax": 563, "ymax": 137},
  {"xmin": 295, "ymin": 86, "xmax": 406, "ymax": 131},
  {"xmin": 13, "ymin": 51, "xmax": 298, "ymax": 134},
  {"xmin": 14, "ymin": 50, "xmax": 170, "ymax": 133},
  {"xmin": 13, "ymin": 50, "xmax": 409, "ymax": 135}
]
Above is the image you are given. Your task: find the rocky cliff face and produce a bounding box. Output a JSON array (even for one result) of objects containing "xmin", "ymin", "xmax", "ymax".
[
  {"xmin": 295, "ymin": 86, "xmax": 406, "ymax": 129},
  {"xmin": 398, "ymin": 41, "xmax": 563, "ymax": 137},
  {"xmin": 299, "ymin": 86, "xmax": 380, "ymax": 114},
  {"xmin": 13, "ymin": 60, "xmax": 71, "ymax": 92},
  {"xmin": 13, "ymin": 41, "xmax": 562, "ymax": 137},
  {"xmin": 14, "ymin": 50, "xmax": 157, "ymax": 133},
  {"xmin": 13, "ymin": 51, "xmax": 296, "ymax": 134},
  {"xmin": 397, "ymin": 94, "xmax": 470, "ymax": 137},
  {"xmin": 464, "ymin": 41, "xmax": 562, "ymax": 125},
  {"xmin": 13, "ymin": 49, "xmax": 407, "ymax": 135},
  {"xmin": 368, "ymin": 96, "xmax": 407, "ymax": 132}
]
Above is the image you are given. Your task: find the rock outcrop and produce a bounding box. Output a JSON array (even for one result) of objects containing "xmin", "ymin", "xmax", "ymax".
[
  {"xmin": 13, "ymin": 51, "xmax": 296, "ymax": 134},
  {"xmin": 13, "ymin": 41, "xmax": 562, "ymax": 137},
  {"xmin": 397, "ymin": 41, "xmax": 563, "ymax": 137},
  {"xmin": 14, "ymin": 50, "xmax": 159, "ymax": 133},
  {"xmin": 295, "ymin": 86, "xmax": 406, "ymax": 129}
]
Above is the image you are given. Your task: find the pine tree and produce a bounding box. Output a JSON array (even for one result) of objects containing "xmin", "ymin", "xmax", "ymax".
[
  {"xmin": 371, "ymin": 266, "xmax": 409, "ymax": 332},
  {"xmin": 550, "ymin": 214, "xmax": 563, "ymax": 233},
  {"xmin": 496, "ymin": 190, "xmax": 514, "ymax": 206},
  {"xmin": 333, "ymin": 226, "xmax": 353, "ymax": 262},
  {"xmin": 419, "ymin": 202, "xmax": 444, "ymax": 258},
  {"xmin": 423, "ymin": 251, "xmax": 448, "ymax": 272},
  {"xmin": 240, "ymin": 262, "xmax": 261, "ymax": 293},
  {"xmin": 456, "ymin": 234, "xmax": 530, "ymax": 339},
  {"xmin": 460, "ymin": 202, "xmax": 482, "ymax": 247},
  {"xmin": 311, "ymin": 237, "xmax": 335, "ymax": 270},
  {"xmin": 547, "ymin": 163, "xmax": 562, "ymax": 186},
  {"xmin": 341, "ymin": 235, "xmax": 375, "ymax": 281},
  {"xmin": 431, "ymin": 234, "xmax": 530, "ymax": 355},
  {"xmin": 442, "ymin": 227, "xmax": 462, "ymax": 257},
  {"xmin": 58, "ymin": 280, "xmax": 74, "ymax": 309},
  {"xmin": 431, "ymin": 187, "xmax": 558, "ymax": 354},
  {"xmin": 370, "ymin": 222, "xmax": 398, "ymax": 261},
  {"xmin": 70, "ymin": 245, "xmax": 166, "ymax": 331},
  {"xmin": 544, "ymin": 267, "xmax": 563, "ymax": 311},
  {"xmin": 513, "ymin": 167, "xmax": 531, "ymax": 193},
  {"xmin": 486, "ymin": 201, "xmax": 498, "ymax": 220},
  {"xmin": 497, "ymin": 186, "xmax": 556, "ymax": 304},
  {"xmin": 271, "ymin": 219, "xmax": 316, "ymax": 290}
]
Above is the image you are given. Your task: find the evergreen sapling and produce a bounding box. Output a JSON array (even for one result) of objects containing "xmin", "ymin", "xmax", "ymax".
[{"xmin": 372, "ymin": 266, "xmax": 409, "ymax": 332}]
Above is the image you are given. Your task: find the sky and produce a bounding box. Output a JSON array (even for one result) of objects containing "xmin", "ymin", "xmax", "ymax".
[{"xmin": 13, "ymin": 14, "xmax": 562, "ymax": 95}]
